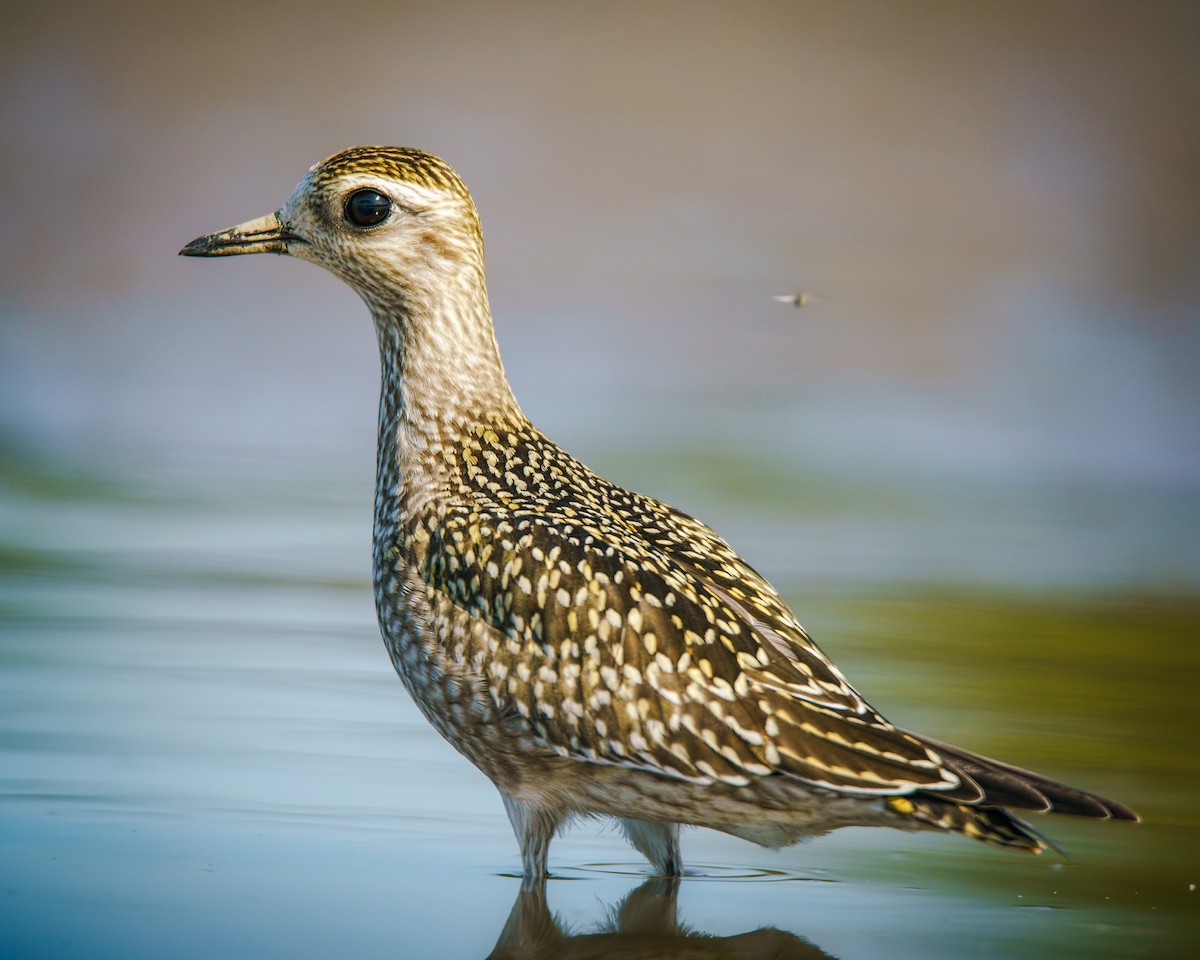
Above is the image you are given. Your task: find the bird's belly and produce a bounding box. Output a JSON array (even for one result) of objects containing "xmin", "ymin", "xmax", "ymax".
[{"xmin": 555, "ymin": 760, "xmax": 905, "ymax": 843}]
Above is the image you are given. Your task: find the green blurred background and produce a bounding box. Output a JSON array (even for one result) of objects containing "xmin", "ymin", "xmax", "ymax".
[{"xmin": 1, "ymin": 2, "xmax": 1197, "ymax": 958}]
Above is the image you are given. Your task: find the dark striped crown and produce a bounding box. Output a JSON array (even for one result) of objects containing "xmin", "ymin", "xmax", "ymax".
[{"xmin": 310, "ymin": 146, "xmax": 472, "ymax": 200}]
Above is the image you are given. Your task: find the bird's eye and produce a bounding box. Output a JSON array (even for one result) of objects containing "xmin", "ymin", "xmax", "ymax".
[{"xmin": 344, "ymin": 189, "xmax": 392, "ymax": 228}]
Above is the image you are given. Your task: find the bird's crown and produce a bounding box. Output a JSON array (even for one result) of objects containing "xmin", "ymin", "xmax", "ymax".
[{"xmin": 308, "ymin": 146, "xmax": 473, "ymax": 201}]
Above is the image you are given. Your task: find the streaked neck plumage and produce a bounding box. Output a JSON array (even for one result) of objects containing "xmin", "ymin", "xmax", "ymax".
[{"xmin": 369, "ymin": 250, "xmax": 524, "ymax": 548}]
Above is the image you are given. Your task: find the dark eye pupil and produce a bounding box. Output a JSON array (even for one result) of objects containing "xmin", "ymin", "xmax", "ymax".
[{"xmin": 345, "ymin": 189, "xmax": 391, "ymax": 227}]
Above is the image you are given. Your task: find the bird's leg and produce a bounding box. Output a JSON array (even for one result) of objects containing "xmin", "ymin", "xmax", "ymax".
[
  {"xmin": 618, "ymin": 818, "xmax": 682, "ymax": 877},
  {"xmin": 502, "ymin": 794, "xmax": 561, "ymax": 885}
]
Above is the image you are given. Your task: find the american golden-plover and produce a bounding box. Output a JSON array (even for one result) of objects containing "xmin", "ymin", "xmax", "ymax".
[{"xmin": 182, "ymin": 146, "xmax": 1137, "ymax": 881}]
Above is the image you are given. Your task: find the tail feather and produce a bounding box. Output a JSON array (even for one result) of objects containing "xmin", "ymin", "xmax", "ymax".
[
  {"xmin": 905, "ymin": 731, "xmax": 1140, "ymax": 822},
  {"xmin": 887, "ymin": 796, "xmax": 1053, "ymax": 853},
  {"xmin": 887, "ymin": 731, "xmax": 1139, "ymax": 853}
]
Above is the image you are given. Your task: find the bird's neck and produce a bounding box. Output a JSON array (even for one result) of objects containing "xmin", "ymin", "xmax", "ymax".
[{"xmin": 371, "ymin": 279, "xmax": 524, "ymax": 535}]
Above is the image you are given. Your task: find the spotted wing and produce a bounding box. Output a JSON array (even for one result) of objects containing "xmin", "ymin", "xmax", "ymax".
[{"xmin": 418, "ymin": 505, "xmax": 963, "ymax": 797}]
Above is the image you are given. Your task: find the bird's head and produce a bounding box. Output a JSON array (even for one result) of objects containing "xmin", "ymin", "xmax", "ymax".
[{"xmin": 181, "ymin": 146, "xmax": 484, "ymax": 312}]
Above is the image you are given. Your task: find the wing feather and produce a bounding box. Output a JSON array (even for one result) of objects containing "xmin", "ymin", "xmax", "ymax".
[{"xmin": 417, "ymin": 502, "xmax": 961, "ymax": 797}]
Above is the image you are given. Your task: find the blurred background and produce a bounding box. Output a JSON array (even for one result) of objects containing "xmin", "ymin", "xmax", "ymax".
[{"xmin": 2, "ymin": 2, "xmax": 1197, "ymax": 958}]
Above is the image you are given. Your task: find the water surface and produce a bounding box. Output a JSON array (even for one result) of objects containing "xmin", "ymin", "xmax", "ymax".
[{"xmin": 1, "ymin": 450, "xmax": 1194, "ymax": 959}]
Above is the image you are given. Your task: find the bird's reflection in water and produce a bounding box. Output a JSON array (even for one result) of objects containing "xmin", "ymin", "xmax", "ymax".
[{"xmin": 487, "ymin": 876, "xmax": 837, "ymax": 960}]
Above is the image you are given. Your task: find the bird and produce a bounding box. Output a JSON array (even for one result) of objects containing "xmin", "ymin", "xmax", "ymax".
[{"xmin": 181, "ymin": 146, "xmax": 1138, "ymax": 883}]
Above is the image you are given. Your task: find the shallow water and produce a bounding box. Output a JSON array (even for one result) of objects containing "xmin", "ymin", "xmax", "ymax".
[
  {"xmin": 3, "ymin": 3, "xmax": 1198, "ymax": 955},
  {"xmin": 0, "ymin": 449, "xmax": 1196, "ymax": 959}
]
